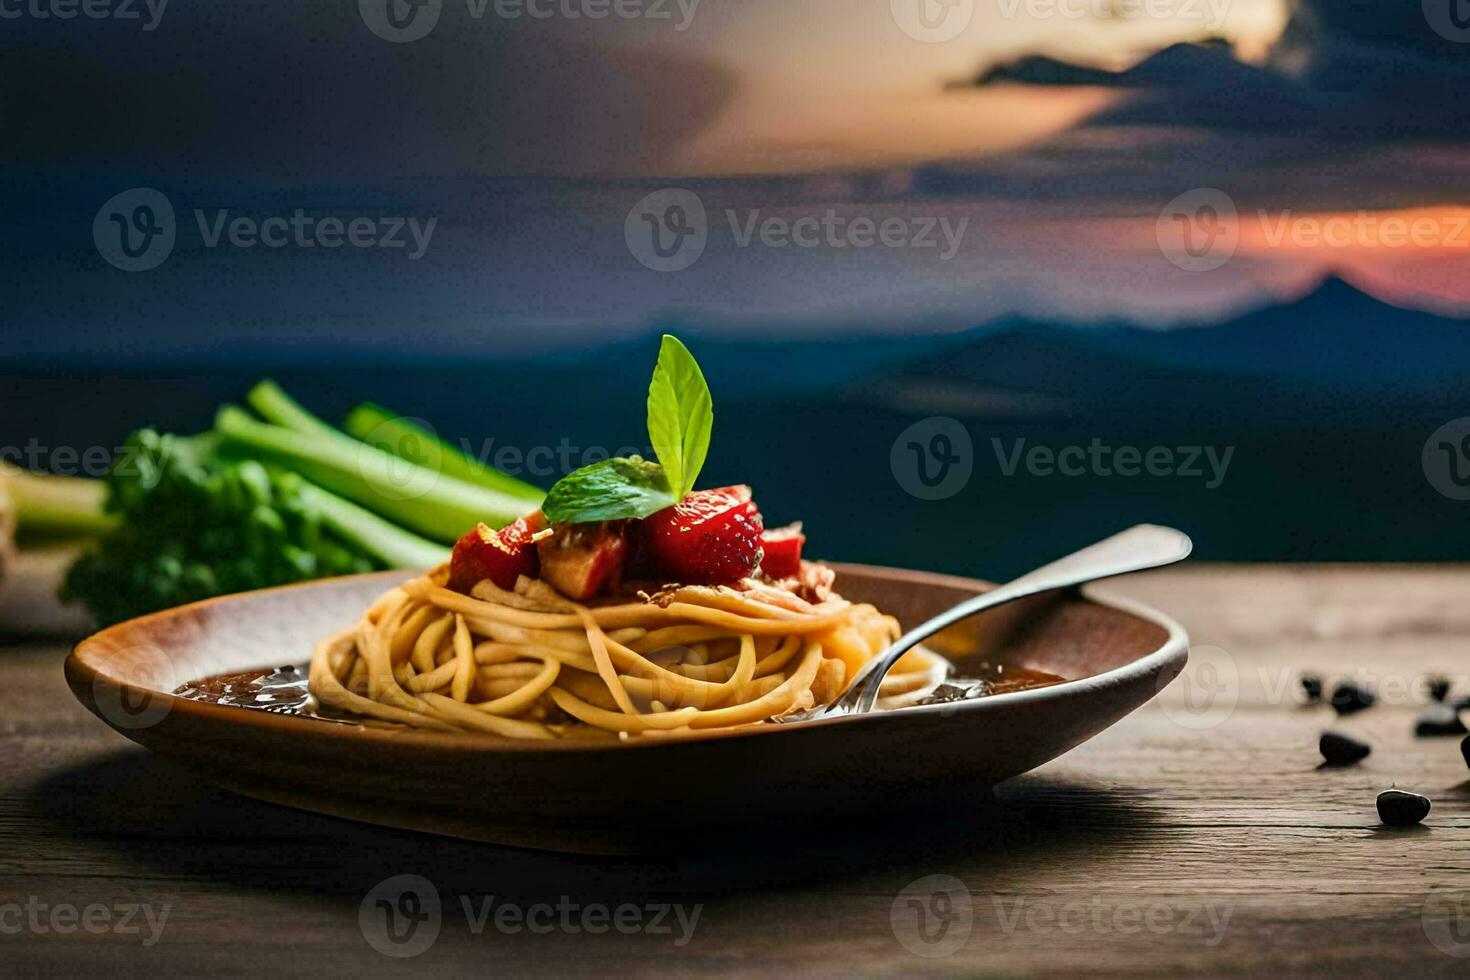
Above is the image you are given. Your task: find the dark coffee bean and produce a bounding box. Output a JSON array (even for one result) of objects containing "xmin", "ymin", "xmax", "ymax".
[
  {"xmin": 1415, "ymin": 703, "xmax": 1467, "ymax": 737},
  {"xmin": 1425, "ymin": 675, "xmax": 1452, "ymax": 703},
  {"xmin": 1330, "ymin": 682, "xmax": 1376, "ymax": 715},
  {"xmin": 1319, "ymin": 731, "xmax": 1370, "ymax": 766},
  {"xmin": 1300, "ymin": 673, "xmax": 1323, "ymax": 704},
  {"xmin": 1376, "ymin": 789, "xmax": 1431, "ymax": 827},
  {"xmin": 1461, "ymin": 734, "xmax": 1470, "ymax": 770}
]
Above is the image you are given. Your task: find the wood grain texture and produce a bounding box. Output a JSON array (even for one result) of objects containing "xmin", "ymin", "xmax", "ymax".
[{"xmin": 4, "ymin": 564, "xmax": 1470, "ymax": 977}]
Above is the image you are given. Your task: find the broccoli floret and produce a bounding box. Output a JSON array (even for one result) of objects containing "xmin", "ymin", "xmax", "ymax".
[{"xmin": 61, "ymin": 429, "xmax": 439, "ymax": 626}]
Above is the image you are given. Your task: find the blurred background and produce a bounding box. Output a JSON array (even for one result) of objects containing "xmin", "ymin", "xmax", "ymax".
[{"xmin": 5, "ymin": 0, "xmax": 1470, "ymax": 580}]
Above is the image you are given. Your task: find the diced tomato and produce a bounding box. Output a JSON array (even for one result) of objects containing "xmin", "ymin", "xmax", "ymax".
[
  {"xmin": 537, "ymin": 522, "xmax": 628, "ymax": 600},
  {"xmin": 642, "ymin": 486, "xmax": 764, "ymax": 585},
  {"xmin": 759, "ymin": 523, "xmax": 805, "ymax": 579},
  {"xmin": 448, "ymin": 512, "xmax": 545, "ymax": 594}
]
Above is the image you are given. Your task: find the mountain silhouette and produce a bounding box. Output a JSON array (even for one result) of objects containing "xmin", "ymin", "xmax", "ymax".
[
  {"xmin": 972, "ymin": 40, "xmax": 1242, "ymax": 89},
  {"xmin": 968, "ymin": 40, "xmax": 1319, "ymax": 131},
  {"xmin": 855, "ymin": 276, "xmax": 1470, "ymax": 421}
]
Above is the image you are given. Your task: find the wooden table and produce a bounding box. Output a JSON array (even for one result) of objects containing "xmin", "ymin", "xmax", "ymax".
[{"xmin": 4, "ymin": 565, "xmax": 1469, "ymax": 976}]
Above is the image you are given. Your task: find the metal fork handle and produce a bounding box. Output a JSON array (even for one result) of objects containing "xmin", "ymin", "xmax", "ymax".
[{"xmin": 831, "ymin": 524, "xmax": 1194, "ymax": 715}]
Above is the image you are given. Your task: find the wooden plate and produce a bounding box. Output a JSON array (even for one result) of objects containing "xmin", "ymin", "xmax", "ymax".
[{"xmin": 65, "ymin": 564, "xmax": 1188, "ymax": 853}]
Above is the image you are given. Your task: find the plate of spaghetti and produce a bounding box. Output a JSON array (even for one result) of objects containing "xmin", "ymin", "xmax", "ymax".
[{"xmin": 66, "ymin": 338, "xmax": 1189, "ymax": 852}]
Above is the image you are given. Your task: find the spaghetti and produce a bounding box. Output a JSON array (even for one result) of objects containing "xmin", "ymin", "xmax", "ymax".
[{"xmin": 308, "ymin": 565, "xmax": 949, "ymax": 739}]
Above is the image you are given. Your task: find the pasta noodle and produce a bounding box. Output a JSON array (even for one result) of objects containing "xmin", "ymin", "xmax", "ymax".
[{"xmin": 309, "ymin": 565, "xmax": 949, "ymax": 739}]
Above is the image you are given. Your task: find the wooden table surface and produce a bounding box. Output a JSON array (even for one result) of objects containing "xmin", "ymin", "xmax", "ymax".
[{"xmin": 4, "ymin": 565, "xmax": 1469, "ymax": 977}]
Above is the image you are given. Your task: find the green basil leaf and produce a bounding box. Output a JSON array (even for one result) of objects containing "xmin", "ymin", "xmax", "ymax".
[
  {"xmin": 646, "ymin": 335, "xmax": 713, "ymax": 502},
  {"xmin": 541, "ymin": 457, "xmax": 676, "ymax": 525}
]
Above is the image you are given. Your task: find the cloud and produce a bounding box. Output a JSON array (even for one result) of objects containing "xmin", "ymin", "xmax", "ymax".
[
  {"xmin": 964, "ymin": 1, "xmax": 1470, "ymax": 139},
  {"xmin": 3, "ymin": 7, "xmax": 735, "ymax": 178}
]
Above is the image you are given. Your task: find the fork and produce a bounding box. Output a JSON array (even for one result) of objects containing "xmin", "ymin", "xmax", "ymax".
[{"xmin": 777, "ymin": 524, "xmax": 1193, "ymax": 723}]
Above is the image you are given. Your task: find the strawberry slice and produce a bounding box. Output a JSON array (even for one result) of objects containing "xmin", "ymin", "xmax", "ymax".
[
  {"xmin": 448, "ymin": 512, "xmax": 545, "ymax": 594},
  {"xmin": 643, "ymin": 486, "xmax": 765, "ymax": 585},
  {"xmin": 537, "ymin": 523, "xmax": 628, "ymax": 600},
  {"xmin": 759, "ymin": 523, "xmax": 806, "ymax": 579}
]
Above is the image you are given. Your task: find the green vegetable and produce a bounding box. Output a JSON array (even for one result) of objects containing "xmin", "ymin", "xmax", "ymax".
[
  {"xmin": 245, "ymin": 379, "xmax": 351, "ymax": 444},
  {"xmin": 540, "ymin": 335, "xmax": 713, "ymax": 525},
  {"xmin": 541, "ymin": 457, "xmax": 674, "ymax": 525},
  {"xmin": 1, "ymin": 464, "xmax": 118, "ymax": 540},
  {"xmin": 61, "ymin": 430, "xmax": 448, "ymax": 627},
  {"xmin": 215, "ymin": 405, "xmax": 533, "ymax": 543},
  {"xmin": 646, "ymin": 335, "xmax": 713, "ymax": 502},
  {"xmin": 344, "ymin": 402, "xmax": 544, "ymax": 502}
]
